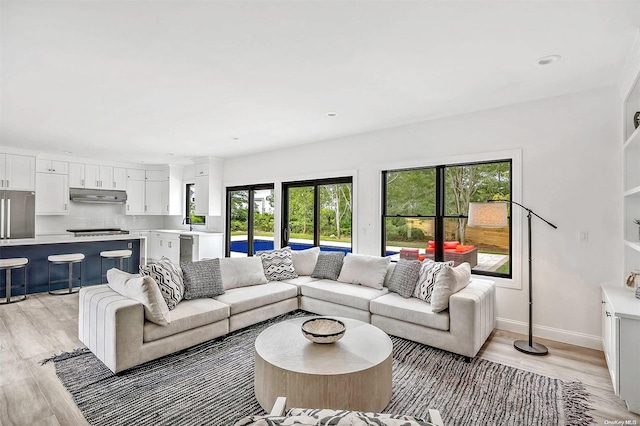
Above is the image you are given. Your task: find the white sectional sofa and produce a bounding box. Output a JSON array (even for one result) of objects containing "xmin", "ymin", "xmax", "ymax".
[{"xmin": 79, "ymin": 258, "xmax": 495, "ymax": 374}]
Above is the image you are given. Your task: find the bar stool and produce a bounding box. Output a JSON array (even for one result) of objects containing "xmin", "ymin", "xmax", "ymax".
[
  {"xmin": 100, "ymin": 249, "xmax": 132, "ymax": 281},
  {"xmin": 0, "ymin": 258, "xmax": 28, "ymax": 304},
  {"xmin": 48, "ymin": 253, "xmax": 84, "ymax": 295}
]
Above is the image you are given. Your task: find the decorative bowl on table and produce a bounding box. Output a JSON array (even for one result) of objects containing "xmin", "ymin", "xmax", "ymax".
[{"xmin": 301, "ymin": 318, "xmax": 346, "ymax": 344}]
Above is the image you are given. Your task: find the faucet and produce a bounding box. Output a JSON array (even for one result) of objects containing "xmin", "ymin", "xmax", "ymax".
[{"xmin": 182, "ymin": 217, "xmax": 193, "ymax": 231}]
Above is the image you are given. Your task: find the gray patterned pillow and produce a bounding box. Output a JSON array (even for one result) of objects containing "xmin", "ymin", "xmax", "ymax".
[
  {"xmin": 139, "ymin": 257, "xmax": 184, "ymax": 310},
  {"xmin": 413, "ymin": 259, "xmax": 454, "ymax": 302},
  {"xmin": 180, "ymin": 259, "xmax": 224, "ymax": 300},
  {"xmin": 388, "ymin": 259, "xmax": 421, "ymax": 298},
  {"xmin": 256, "ymin": 247, "xmax": 298, "ymax": 281},
  {"xmin": 310, "ymin": 251, "xmax": 345, "ymax": 280}
]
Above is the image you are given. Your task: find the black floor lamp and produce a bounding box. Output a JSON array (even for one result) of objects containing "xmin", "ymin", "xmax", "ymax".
[{"xmin": 468, "ymin": 200, "xmax": 557, "ymax": 356}]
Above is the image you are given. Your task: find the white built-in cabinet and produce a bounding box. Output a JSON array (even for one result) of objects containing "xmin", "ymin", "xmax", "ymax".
[
  {"xmin": 84, "ymin": 164, "xmax": 113, "ymax": 189},
  {"xmin": 113, "ymin": 167, "xmax": 127, "ymax": 190},
  {"xmin": 69, "ymin": 162, "xmax": 127, "ymax": 190},
  {"xmin": 148, "ymin": 231, "xmax": 180, "ymax": 264},
  {"xmin": 35, "ymin": 158, "xmax": 69, "ymax": 215},
  {"xmin": 193, "ymin": 158, "xmax": 223, "ymax": 216},
  {"xmin": 0, "ymin": 154, "xmax": 36, "ymax": 191},
  {"xmin": 144, "ymin": 166, "xmax": 183, "ymax": 216},
  {"xmin": 126, "ymin": 169, "xmax": 146, "ymax": 215}
]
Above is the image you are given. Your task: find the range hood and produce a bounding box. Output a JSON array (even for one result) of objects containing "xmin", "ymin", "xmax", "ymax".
[{"xmin": 69, "ymin": 188, "xmax": 128, "ymax": 204}]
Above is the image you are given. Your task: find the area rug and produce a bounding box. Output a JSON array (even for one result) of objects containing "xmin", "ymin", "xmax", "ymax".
[{"xmin": 42, "ymin": 311, "xmax": 593, "ymax": 425}]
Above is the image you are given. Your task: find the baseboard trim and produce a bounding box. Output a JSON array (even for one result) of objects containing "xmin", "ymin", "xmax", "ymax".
[{"xmin": 496, "ymin": 318, "xmax": 603, "ymax": 351}]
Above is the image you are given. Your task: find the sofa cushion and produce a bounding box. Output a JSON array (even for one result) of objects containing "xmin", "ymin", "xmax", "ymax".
[
  {"xmin": 370, "ymin": 292, "xmax": 449, "ymax": 331},
  {"xmin": 430, "ymin": 262, "xmax": 471, "ymax": 313},
  {"xmin": 337, "ymin": 253, "xmax": 390, "ymax": 290},
  {"xmin": 311, "ymin": 252, "xmax": 345, "ymax": 280},
  {"xmin": 387, "ymin": 259, "xmax": 421, "ymax": 298},
  {"xmin": 280, "ymin": 275, "xmax": 319, "ymax": 295},
  {"xmin": 181, "ymin": 258, "xmax": 224, "ymax": 299},
  {"xmin": 107, "ymin": 268, "xmax": 170, "ymax": 326},
  {"xmin": 219, "ymin": 257, "xmax": 268, "ymax": 290},
  {"xmin": 300, "ymin": 279, "xmax": 388, "ymax": 311},
  {"xmin": 290, "ymin": 246, "xmax": 320, "ymax": 276},
  {"xmin": 143, "ymin": 298, "xmax": 229, "ymax": 342},
  {"xmin": 215, "ymin": 282, "xmax": 297, "ymax": 315},
  {"xmin": 139, "ymin": 257, "xmax": 184, "ymax": 310},
  {"xmin": 413, "ymin": 260, "xmax": 453, "ymax": 302},
  {"xmin": 257, "ymin": 247, "xmax": 298, "ymax": 281}
]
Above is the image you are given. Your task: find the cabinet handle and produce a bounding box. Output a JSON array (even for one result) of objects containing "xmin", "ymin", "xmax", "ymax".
[
  {"xmin": 127, "ymin": 204, "xmax": 130, "ymax": 211},
  {"xmin": 145, "ymin": 205, "xmax": 147, "ymax": 212},
  {"xmin": 64, "ymin": 203, "xmax": 67, "ymax": 211},
  {"xmin": 160, "ymin": 240, "xmax": 163, "ymax": 247},
  {"xmin": 606, "ymin": 311, "xmax": 611, "ymax": 317},
  {"xmin": 113, "ymin": 181, "xmax": 116, "ymax": 188},
  {"xmin": 6, "ymin": 180, "xmax": 9, "ymax": 188},
  {"xmin": 168, "ymin": 241, "xmax": 172, "ymax": 248},
  {"xmin": 166, "ymin": 205, "xmax": 169, "ymax": 212}
]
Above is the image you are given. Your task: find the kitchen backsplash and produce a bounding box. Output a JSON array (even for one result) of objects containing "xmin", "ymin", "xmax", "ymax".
[{"xmin": 36, "ymin": 202, "xmax": 165, "ymax": 235}]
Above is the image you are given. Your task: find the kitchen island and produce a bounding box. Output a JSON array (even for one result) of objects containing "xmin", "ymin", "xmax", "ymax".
[{"xmin": 0, "ymin": 234, "xmax": 144, "ymax": 296}]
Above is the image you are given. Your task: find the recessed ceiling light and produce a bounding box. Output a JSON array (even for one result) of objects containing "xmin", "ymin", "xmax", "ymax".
[
  {"xmin": 537, "ymin": 55, "xmax": 561, "ymax": 65},
  {"xmin": 232, "ymin": 137, "xmax": 239, "ymax": 140},
  {"xmin": 326, "ymin": 112, "xmax": 337, "ymax": 117}
]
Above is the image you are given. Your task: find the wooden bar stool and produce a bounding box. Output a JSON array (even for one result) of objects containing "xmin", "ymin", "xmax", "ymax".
[
  {"xmin": 0, "ymin": 258, "xmax": 28, "ymax": 304},
  {"xmin": 100, "ymin": 249, "xmax": 132, "ymax": 280},
  {"xmin": 48, "ymin": 253, "xmax": 84, "ymax": 295}
]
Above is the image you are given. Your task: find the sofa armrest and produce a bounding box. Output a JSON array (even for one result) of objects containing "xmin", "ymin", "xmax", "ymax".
[
  {"xmin": 79, "ymin": 284, "xmax": 144, "ymax": 373},
  {"xmin": 448, "ymin": 279, "xmax": 495, "ymax": 356}
]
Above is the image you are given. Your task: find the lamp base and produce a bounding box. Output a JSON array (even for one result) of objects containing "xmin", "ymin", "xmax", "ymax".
[{"xmin": 513, "ymin": 340, "xmax": 548, "ymax": 356}]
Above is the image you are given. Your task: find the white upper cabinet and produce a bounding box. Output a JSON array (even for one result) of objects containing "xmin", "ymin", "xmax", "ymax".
[
  {"xmin": 35, "ymin": 172, "xmax": 69, "ymax": 215},
  {"xmin": 144, "ymin": 166, "xmax": 183, "ymax": 215},
  {"xmin": 68, "ymin": 163, "xmax": 85, "ymax": 188},
  {"xmin": 84, "ymin": 164, "xmax": 114, "ymax": 189},
  {"xmin": 36, "ymin": 159, "xmax": 68, "ymax": 175},
  {"xmin": 113, "ymin": 167, "xmax": 127, "ymax": 190},
  {"xmin": 0, "ymin": 154, "xmax": 36, "ymax": 191},
  {"xmin": 194, "ymin": 158, "xmax": 222, "ymax": 216},
  {"xmin": 125, "ymin": 172, "xmax": 145, "ymax": 215}
]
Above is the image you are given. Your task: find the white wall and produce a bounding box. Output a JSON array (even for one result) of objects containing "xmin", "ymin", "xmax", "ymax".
[{"xmin": 223, "ymin": 86, "xmax": 622, "ymax": 349}]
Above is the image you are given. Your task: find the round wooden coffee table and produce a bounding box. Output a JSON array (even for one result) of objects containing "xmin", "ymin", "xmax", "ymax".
[{"xmin": 254, "ymin": 316, "xmax": 393, "ymax": 412}]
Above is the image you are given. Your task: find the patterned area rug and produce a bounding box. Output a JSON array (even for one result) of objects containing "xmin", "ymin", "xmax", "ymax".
[{"xmin": 42, "ymin": 311, "xmax": 593, "ymax": 425}]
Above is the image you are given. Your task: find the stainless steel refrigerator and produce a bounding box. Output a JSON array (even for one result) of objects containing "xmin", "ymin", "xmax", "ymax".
[{"xmin": 0, "ymin": 191, "xmax": 35, "ymax": 239}]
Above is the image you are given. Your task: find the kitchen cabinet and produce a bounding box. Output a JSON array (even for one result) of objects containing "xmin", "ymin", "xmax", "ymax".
[
  {"xmin": 0, "ymin": 154, "xmax": 35, "ymax": 191},
  {"xmin": 126, "ymin": 169, "xmax": 146, "ymax": 215},
  {"xmin": 179, "ymin": 232, "xmax": 224, "ymax": 262},
  {"xmin": 113, "ymin": 167, "xmax": 127, "ymax": 190},
  {"xmin": 148, "ymin": 231, "xmax": 180, "ymax": 264},
  {"xmin": 85, "ymin": 164, "xmax": 114, "ymax": 189},
  {"xmin": 35, "ymin": 172, "xmax": 69, "ymax": 215},
  {"xmin": 194, "ymin": 158, "xmax": 222, "ymax": 216},
  {"xmin": 68, "ymin": 163, "xmax": 85, "ymax": 188},
  {"xmin": 36, "ymin": 159, "xmax": 68, "ymax": 175},
  {"xmin": 601, "ymin": 285, "xmax": 640, "ymax": 413},
  {"xmin": 145, "ymin": 166, "xmax": 183, "ymax": 216}
]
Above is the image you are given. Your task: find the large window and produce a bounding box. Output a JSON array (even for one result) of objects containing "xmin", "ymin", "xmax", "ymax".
[
  {"xmin": 226, "ymin": 184, "xmax": 275, "ymax": 256},
  {"xmin": 282, "ymin": 177, "xmax": 352, "ymax": 253},
  {"xmin": 382, "ymin": 159, "xmax": 511, "ymax": 277}
]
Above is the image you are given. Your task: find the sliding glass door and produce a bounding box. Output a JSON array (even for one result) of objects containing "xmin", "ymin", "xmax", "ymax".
[
  {"xmin": 226, "ymin": 184, "xmax": 275, "ymax": 257},
  {"xmin": 282, "ymin": 177, "xmax": 352, "ymax": 253}
]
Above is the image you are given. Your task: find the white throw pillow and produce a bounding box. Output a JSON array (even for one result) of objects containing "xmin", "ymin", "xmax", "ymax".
[
  {"xmin": 219, "ymin": 257, "xmax": 268, "ymax": 289},
  {"xmin": 430, "ymin": 262, "xmax": 472, "ymax": 313},
  {"xmin": 290, "ymin": 246, "xmax": 320, "ymax": 276},
  {"xmin": 337, "ymin": 253, "xmax": 390, "ymax": 289},
  {"xmin": 107, "ymin": 268, "xmax": 170, "ymax": 326}
]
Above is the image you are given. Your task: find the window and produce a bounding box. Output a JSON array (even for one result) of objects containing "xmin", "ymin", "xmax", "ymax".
[
  {"xmin": 282, "ymin": 177, "xmax": 353, "ymax": 253},
  {"xmin": 382, "ymin": 159, "xmax": 511, "ymax": 278},
  {"xmin": 226, "ymin": 184, "xmax": 275, "ymax": 256},
  {"xmin": 185, "ymin": 183, "xmax": 206, "ymax": 225}
]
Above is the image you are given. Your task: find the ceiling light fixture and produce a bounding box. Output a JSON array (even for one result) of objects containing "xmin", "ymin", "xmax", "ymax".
[
  {"xmin": 232, "ymin": 137, "xmax": 239, "ymax": 140},
  {"xmin": 326, "ymin": 112, "xmax": 338, "ymax": 117},
  {"xmin": 536, "ymin": 55, "xmax": 561, "ymax": 65}
]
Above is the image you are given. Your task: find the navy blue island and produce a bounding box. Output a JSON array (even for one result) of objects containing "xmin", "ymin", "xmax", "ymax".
[{"xmin": 0, "ymin": 234, "xmax": 144, "ymax": 297}]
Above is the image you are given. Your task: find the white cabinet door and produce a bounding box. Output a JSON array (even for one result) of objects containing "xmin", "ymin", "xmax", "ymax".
[
  {"xmin": 194, "ymin": 162, "xmax": 208, "ymax": 177},
  {"xmin": 35, "ymin": 173, "xmax": 69, "ymax": 215},
  {"xmin": 100, "ymin": 165, "xmax": 114, "ymax": 189},
  {"xmin": 6, "ymin": 154, "xmax": 35, "ymax": 191},
  {"xmin": 84, "ymin": 164, "xmax": 100, "ymax": 189},
  {"xmin": 113, "ymin": 167, "xmax": 127, "ymax": 190},
  {"xmin": 145, "ymin": 180, "xmax": 164, "ymax": 215},
  {"xmin": 194, "ymin": 174, "xmax": 209, "ymax": 216},
  {"xmin": 37, "ymin": 159, "xmax": 68, "ymax": 175},
  {"xmin": 126, "ymin": 179, "xmax": 145, "ymax": 215},
  {"xmin": 148, "ymin": 232, "xmax": 180, "ymax": 263},
  {"xmin": 68, "ymin": 163, "xmax": 85, "ymax": 188},
  {"xmin": 164, "ymin": 235, "xmax": 180, "ymax": 264}
]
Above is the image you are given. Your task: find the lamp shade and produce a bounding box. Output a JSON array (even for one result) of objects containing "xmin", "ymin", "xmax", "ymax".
[{"xmin": 467, "ymin": 202, "xmax": 508, "ymax": 228}]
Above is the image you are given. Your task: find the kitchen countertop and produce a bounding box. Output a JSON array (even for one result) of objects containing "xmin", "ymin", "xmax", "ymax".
[
  {"xmin": 0, "ymin": 234, "xmax": 146, "ymax": 246},
  {"xmin": 137, "ymin": 229, "xmax": 224, "ymax": 236}
]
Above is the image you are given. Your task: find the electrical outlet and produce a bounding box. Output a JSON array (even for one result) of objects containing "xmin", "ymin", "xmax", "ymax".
[
  {"xmin": 579, "ymin": 231, "xmax": 589, "ymax": 242},
  {"xmin": 128, "ymin": 242, "xmax": 132, "ymax": 248}
]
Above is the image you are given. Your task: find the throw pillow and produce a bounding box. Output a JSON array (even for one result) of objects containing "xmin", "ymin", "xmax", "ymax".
[
  {"xmin": 107, "ymin": 268, "xmax": 170, "ymax": 326},
  {"xmin": 139, "ymin": 257, "xmax": 184, "ymax": 310},
  {"xmin": 413, "ymin": 259, "xmax": 454, "ymax": 302},
  {"xmin": 180, "ymin": 259, "xmax": 224, "ymax": 299},
  {"xmin": 387, "ymin": 259, "xmax": 422, "ymax": 298},
  {"xmin": 256, "ymin": 247, "xmax": 298, "ymax": 281},
  {"xmin": 290, "ymin": 246, "xmax": 320, "ymax": 276},
  {"xmin": 336, "ymin": 253, "xmax": 390, "ymax": 289},
  {"xmin": 219, "ymin": 256, "xmax": 268, "ymax": 290},
  {"xmin": 430, "ymin": 262, "xmax": 472, "ymax": 313},
  {"xmin": 310, "ymin": 251, "xmax": 345, "ymax": 281}
]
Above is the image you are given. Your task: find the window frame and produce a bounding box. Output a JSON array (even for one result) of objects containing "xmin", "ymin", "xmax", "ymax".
[
  {"xmin": 185, "ymin": 183, "xmax": 206, "ymax": 225},
  {"xmin": 225, "ymin": 183, "xmax": 275, "ymax": 257},
  {"xmin": 381, "ymin": 158, "xmax": 513, "ymax": 279}
]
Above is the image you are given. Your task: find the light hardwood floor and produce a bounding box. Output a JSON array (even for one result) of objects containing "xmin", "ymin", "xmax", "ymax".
[{"xmin": 0, "ymin": 292, "xmax": 638, "ymax": 426}]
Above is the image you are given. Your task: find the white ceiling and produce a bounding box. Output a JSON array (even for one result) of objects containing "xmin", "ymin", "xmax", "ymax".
[{"xmin": 1, "ymin": 1, "xmax": 639, "ymax": 165}]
